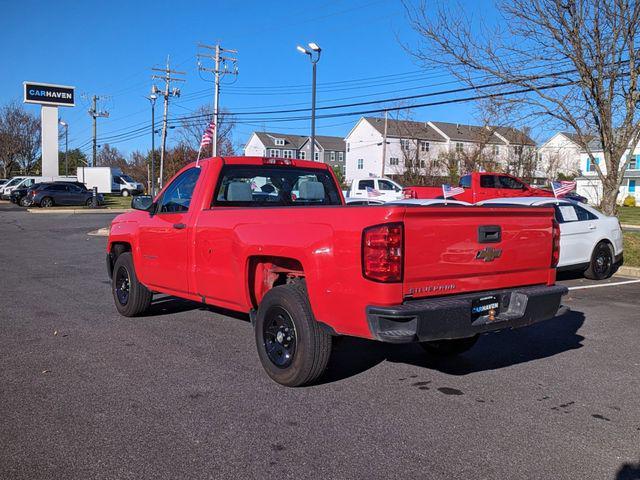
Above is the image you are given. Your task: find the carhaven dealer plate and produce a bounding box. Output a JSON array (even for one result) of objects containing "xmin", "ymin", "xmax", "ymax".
[{"xmin": 23, "ymin": 82, "xmax": 75, "ymax": 107}]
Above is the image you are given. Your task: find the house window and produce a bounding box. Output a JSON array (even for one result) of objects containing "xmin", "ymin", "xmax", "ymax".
[
  {"xmin": 420, "ymin": 160, "xmax": 426, "ymax": 168},
  {"xmin": 400, "ymin": 139, "xmax": 411, "ymax": 150},
  {"xmin": 587, "ymin": 157, "xmax": 600, "ymax": 172},
  {"xmin": 514, "ymin": 145, "xmax": 523, "ymax": 155},
  {"xmin": 420, "ymin": 141, "xmax": 429, "ymax": 152},
  {"xmin": 274, "ymin": 138, "xmax": 285, "ymax": 146},
  {"xmin": 298, "ymin": 151, "xmax": 306, "ymax": 160},
  {"xmin": 455, "ymin": 142, "xmax": 464, "ymax": 153},
  {"xmin": 389, "ymin": 157, "xmax": 399, "ymax": 166},
  {"xmin": 357, "ymin": 159, "xmax": 364, "ymax": 170},
  {"xmin": 314, "ymin": 152, "xmax": 320, "ymax": 161},
  {"xmin": 630, "ymin": 179, "xmax": 637, "ymax": 193},
  {"xmin": 282, "ymin": 150, "xmax": 293, "ymax": 159},
  {"xmin": 492, "ymin": 145, "xmax": 500, "ymax": 156},
  {"xmin": 269, "ymin": 149, "xmax": 280, "ymax": 157},
  {"xmin": 628, "ymin": 155, "xmax": 639, "ymax": 170},
  {"xmin": 347, "ymin": 143, "xmax": 350, "ymax": 152},
  {"xmin": 338, "ymin": 152, "xmax": 344, "ymax": 162},
  {"xmin": 330, "ymin": 151, "xmax": 336, "ymax": 161}
]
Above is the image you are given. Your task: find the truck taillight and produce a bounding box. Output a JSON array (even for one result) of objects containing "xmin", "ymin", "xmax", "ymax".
[
  {"xmin": 362, "ymin": 222, "xmax": 403, "ymax": 282},
  {"xmin": 551, "ymin": 219, "xmax": 560, "ymax": 268}
]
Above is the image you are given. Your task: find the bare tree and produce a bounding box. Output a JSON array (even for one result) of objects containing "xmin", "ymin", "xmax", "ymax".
[
  {"xmin": 179, "ymin": 105, "xmax": 235, "ymax": 156},
  {"xmin": 405, "ymin": 0, "xmax": 640, "ymax": 214},
  {"xmin": 0, "ymin": 103, "xmax": 40, "ymax": 177}
]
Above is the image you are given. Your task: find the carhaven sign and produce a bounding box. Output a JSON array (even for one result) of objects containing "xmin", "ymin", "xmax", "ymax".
[{"xmin": 23, "ymin": 82, "xmax": 75, "ymax": 107}]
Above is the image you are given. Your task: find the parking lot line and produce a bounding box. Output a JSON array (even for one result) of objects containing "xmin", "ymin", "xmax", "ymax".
[{"xmin": 567, "ymin": 279, "xmax": 640, "ymax": 291}]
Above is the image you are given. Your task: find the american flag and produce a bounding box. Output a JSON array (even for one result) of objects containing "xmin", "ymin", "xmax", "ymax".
[
  {"xmin": 200, "ymin": 121, "xmax": 216, "ymax": 148},
  {"xmin": 551, "ymin": 180, "xmax": 576, "ymax": 197},
  {"xmin": 366, "ymin": 186, "xmax": 383, "ymax": 197},
  {"xmin": 442, "ymin": 183, "xmax": 464, "ymax": 198}
]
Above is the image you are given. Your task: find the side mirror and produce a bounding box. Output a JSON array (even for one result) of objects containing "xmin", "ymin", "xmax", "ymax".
[{"xmin": 131, "ymin": 195, "xmax": 153, "ymax": 212}]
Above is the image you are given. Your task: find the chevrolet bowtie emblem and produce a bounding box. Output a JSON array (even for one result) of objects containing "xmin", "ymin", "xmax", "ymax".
[{"xmin": 476, "ymin": 247, "xmax": 502, "ymax": 262}]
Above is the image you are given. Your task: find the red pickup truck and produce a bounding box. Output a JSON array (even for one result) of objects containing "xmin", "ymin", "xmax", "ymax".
[
  {"xmin": 107, "ymin": 157, "xmax": 567, "ymax": 386},
  {"xmin": 403, "ymin": 172, "xmax": 554, "ymax": 203}
]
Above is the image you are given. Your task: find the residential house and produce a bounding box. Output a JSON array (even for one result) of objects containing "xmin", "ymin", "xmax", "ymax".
[
  {"xmin": 244, "ymin": 132, "xmax": 308, "ymax": 159},
  {"xmin": 537, "ymin": 132, "xmax": 587, "ymax": 178},
  {"xmin": 297, "ymin": 135, "xmax": 346, "ymax": 174},
  {"xmin": 575, "ymin": 138, "xmax": 640, "ymax": 204},
  {"xmin": 344, "ymin": 117, "xmax": 536, "ymax": 183}
]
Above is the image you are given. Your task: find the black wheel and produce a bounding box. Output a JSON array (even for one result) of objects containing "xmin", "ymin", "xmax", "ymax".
[
  {"xmin": 86, "ymin": 198, "xmax": 94, "ymax": 207},
  {"xmin": 19, "ymin": 196, "xmax": 30, "ymax": 207},
  {"xmin": 111, "ymin": 252, "xmax": 152, "ymax": 316},
  {"xmin": 121, "ymin": 189, "xmax": 130, "ymax": 197},
  {"xmin": 254, "ymin": 283, "xmax": 332, "ymax": 387},
  {"xmin": 584, "ymin": 241, "xmax": 614, "ymax": 280},
  {"xmin": 419, "ymin": 335, "xmax": 479, "ymax": 357},
  {"xmin": 40, "ymin": 197, "xmax": 53, "ymax": 208}
]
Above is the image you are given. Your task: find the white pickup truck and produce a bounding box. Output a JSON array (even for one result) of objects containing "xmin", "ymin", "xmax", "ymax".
[{"xmin": 347, "ymin": 177, "xmax": 404, "ymax": 202}]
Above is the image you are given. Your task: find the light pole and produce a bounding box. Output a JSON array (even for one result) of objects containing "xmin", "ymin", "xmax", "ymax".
[
  {"xmin": 147, "ymin": 92, "xmax": 158, "ymax": 196},
  {"xmin": 58, "ymin": 120, "xmax": 68, "ymax": 176},
  {"xmin": 297, "ymin": 42, "xmax": 321, "ymax": 162}
]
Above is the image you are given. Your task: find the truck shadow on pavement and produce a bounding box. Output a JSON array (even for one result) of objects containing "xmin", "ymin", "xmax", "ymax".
[
  {"xmin": 616, "ymin": 459, "xmax": 640, "ymax": 480},
  {"xmin": 321, "ymin": 311, "xmax": 585, "ymax": 384}
]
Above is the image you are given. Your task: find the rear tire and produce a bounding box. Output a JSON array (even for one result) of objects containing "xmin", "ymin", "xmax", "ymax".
[
  {"xmin": 419, "ymin": 335, "xmax": 479, "ymax": 357},
  {"xmin": 19, "ymin": 196, "xmax": 30, "ymax": 207},
  {"xmin": 40, "ymin": 197, "xmax": 53, "ymax": 208},
  {"xmin": 584, "ymin": 241, "xmax": 614, "ymax": 280},
  {"xmin": 112, "ymin": 252, "xmax": 152, "ymax": 316},
  {"xmin": 254, "ymin": 283, "xmax": 332, "ymax": 387},
  {"xmin": 121, "ymin": 189, "xmax": 130, "ymax": 197}
]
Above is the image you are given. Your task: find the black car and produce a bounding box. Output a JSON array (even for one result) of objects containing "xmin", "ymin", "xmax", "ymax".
[
  {"xmin": 28, "ymin": 182, "xmax": 104, "ymax": 207},
  {"xmin": 10, "ymin": 183, "xmax": 42, "ymax": 207}
]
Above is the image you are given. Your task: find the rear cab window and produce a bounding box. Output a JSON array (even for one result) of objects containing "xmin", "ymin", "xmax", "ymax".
[
  {"xmin": 212, "ymin": 165, "xmax": 341, "ymax": 207},
  {"xmin": 480, "ymin": 175, "xmax": 498, "ymax": 188},
  {"xmin": 459, "ymin": 175, "xmax": 471, "ymax": 188}
]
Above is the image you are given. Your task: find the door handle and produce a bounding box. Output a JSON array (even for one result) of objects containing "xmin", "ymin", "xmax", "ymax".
[
  {"xmin": 173, "ymin": 223, "xmax": 186, "ymax": 230},
  {"xmin": 588, "ymin": 224, "xmax": 596, "ymax": 230}
]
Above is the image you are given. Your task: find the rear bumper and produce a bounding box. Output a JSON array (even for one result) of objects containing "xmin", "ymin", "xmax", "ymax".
[{"xmin": 366, "ymin": 284, "xmax": 568, "ymax": 343}]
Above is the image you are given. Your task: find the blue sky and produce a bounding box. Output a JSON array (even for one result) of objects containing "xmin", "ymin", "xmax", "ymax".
[{"xmin": 1, "ymin": 0, "xmax": 505, "ymax": 156}]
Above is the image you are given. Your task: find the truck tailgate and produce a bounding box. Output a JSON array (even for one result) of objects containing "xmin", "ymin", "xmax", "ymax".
[{"xmin": 402, "ymin": 206, "xmax": 555, "ymax": 299}]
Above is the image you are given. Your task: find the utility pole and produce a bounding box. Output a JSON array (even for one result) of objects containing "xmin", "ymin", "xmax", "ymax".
[
  {"xmin": 381, "ymin": 110, "xmax": 388, "ymax": 177},
  {"xmin": 85, "ymin": 95, "xmax": 109, "ymax": 167},
  {"xmin": 197, "ymin": 43, "xmax": 238, "ymax": 157},
  {"xmin": 152, "ymin": 55, "xmax": 185, "ymax": 189}
]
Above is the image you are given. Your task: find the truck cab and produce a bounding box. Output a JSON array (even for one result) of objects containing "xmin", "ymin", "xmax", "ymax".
[{"xmin": 348, "ymin": 177, "xmax": 404, "ymax": 202}]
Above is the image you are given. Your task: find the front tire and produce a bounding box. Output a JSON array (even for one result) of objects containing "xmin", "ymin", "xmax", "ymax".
[
  {"xmin": 40, "ymin": 197, "xmax": 53, "ymax": 208},
  {"xmin": 19, "ymin": 196, "xmax": 30, "ymax": 207},
  {"xmin": 112, "ymin": 252, "xmax": 152, "ymax": 316},
  {"xmin": 584, "ymin": 241, "xmax": 614, "ymax": 280},
  {"xmin": 254, "ymin": 283, "xmax": 332, "ymax": 387},
  {"xmin": 121, "ymin": 189, "xmax": 130, "ymax": 197},
  {"xmin": 419, "ymin": 335, "xmax": 479, "ymax": 357}
]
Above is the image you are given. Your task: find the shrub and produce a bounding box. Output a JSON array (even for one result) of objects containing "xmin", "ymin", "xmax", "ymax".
[{"xmin": 623, "ymin": 195, "xmax": 637, "ymax": 207}]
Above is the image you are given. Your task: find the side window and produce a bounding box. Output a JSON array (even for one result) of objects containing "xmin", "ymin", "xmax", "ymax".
[
  {"xmin": 378, "ymin": 180, "xmax": 395, "ymax": 191},
  {"xmin": 69, "ymin": 184, "xmax": 83, "ymax": 193},
  {"xmin": 459, "ymin": 175, "xmax": 471, "ymax": 188},
  {"xmin": 575, "ymin": 205, "xmax": 597, "ymax": 221},
  {"xmin": 498, "ymin": 175, "xmax": 525, "ymax": 190},
  {"xmin": 480, "ymin": 175, "xmax": 497, "ymax": 188},
  {"xmin": 358, "ymin": 180, "xmax": 374, "ymax": 190},
  {"xmin": 157, "ymin": 168, "xmax": 201, "ymax": 213},
  {"xmin": 555, "ymin": 205, "xmax": 579, "ymax": 223}
]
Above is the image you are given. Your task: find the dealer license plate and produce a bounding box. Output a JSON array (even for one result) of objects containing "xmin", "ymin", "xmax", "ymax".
[{"xmin": 471, "ymin": 295, "xmax": 500, "ymax": 320}]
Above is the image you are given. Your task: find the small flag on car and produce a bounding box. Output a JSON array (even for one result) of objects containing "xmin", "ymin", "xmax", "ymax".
[
  {"xmin": 366, "ymin": 186, "xmax": 383, "ymax": 197},
  {"xmin": 551, "ymin": 180, "xmax": 576, "ymax": 198},
  {"xmin": 442, "ymin": 183, "xmax": 464, "ymax": 199},
  {"xmin": 196, "ymin": 120, "xmax": 216, "ymax": 167}
]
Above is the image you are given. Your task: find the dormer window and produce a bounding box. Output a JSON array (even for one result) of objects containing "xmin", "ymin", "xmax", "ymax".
[{"xmin": 274, "ymin": 138, "xmax": 285, "ymax": 146}]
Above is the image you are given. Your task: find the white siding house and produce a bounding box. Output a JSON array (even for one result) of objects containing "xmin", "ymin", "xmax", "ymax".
[
  {"xmin": 537, "ymin": 132, "xmax": 585, "ymax": 177},
  {"xmin": 575, "ymin": 141, "xmax": 640, "ymax": 204}
]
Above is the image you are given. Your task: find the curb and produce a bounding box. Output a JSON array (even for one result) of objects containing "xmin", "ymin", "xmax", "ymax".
[
  {"xmin": 617, "ymin": 266, "xmax": 640, "ymax": 278},
  {"xmin": 27, "ymin": 208, "xmax": 131, "ymax": 214},
  {"xmin": 621, "ymin": 224, "xmax": 640, "ymax": 231}
]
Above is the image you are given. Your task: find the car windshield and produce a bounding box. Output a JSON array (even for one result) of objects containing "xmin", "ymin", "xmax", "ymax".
[
  {"xmin": 5, "ymin": 178, "xmax": 24, "ymax": 187},
  {"xmin": 121, "ymin": 175, "xmax": 134, "ymax": 183}
]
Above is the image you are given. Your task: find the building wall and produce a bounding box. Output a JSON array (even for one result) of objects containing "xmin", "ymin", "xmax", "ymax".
[
  {"xmin": 345, "ymin": 120, "xmax": 385, "ymax": 182},
  {"xmin": 576, "ymin": 176, "xmax": 639, "ymax": 205},
  {"xmin": 538, "ymin": 134, "xmax": 582, "ymax": 177},
  {"xmin": 244, "ymin": 134, "xmax": 266, "ymax": 157}
]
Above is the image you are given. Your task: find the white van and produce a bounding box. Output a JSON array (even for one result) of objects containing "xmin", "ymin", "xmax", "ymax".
[
  {"xmin": 0, "ymin": 176, "xmax": 41, "ymax": 200},
  {"xmin": 347, "ymin": 177, "xmax": 404, "ymax": 202}
]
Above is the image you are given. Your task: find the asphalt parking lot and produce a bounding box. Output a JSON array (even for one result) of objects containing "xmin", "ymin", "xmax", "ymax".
[{"xmin": 1, "ymin": 207, "xmax": 639, "ymax": 480}]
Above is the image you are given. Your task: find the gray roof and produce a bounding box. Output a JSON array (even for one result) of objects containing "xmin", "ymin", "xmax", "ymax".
[
  {"xmin": 364, "ymin": 117, "xmax": 445, "ymax": 142},
  {"xmin": 312, "ymin": 135, "xmax": 346, "ymax": 152},
  {"xmin": 430, "ymin": 121, "xmax": 502, "ymax": 144},
  {"xmin": 492, "ymin": 126, "xmax": 537, "ymax": 146},
  {"xmin": 254, "ymin": 132, "xmax": 308, "ymax": 149}
]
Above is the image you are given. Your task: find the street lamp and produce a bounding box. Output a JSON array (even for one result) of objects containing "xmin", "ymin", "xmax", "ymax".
[
  {"xmin": 297, "ymin": 42, "xmax": 321, "ymax": 162},
  {"xmin": 146, "ymin": 93, "xmax": 157, "ymax": 196},
  {"xmin": 58, "ymin": 120, "xmax": 68, "ymax": 176}
]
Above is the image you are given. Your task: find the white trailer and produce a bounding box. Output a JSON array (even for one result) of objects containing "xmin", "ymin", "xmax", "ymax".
[{"xmin": 77, "ymin": 167, "xmax": 144, "ymax": 196}]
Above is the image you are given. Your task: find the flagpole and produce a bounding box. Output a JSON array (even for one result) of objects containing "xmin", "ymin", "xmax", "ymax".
[
  {"xmin": 196, "ymin": 145, "xmax": 202, "ymax": 168},
  {"xmin": 442, "ymin": 184, "xmax": 447, "ymax": 206}
]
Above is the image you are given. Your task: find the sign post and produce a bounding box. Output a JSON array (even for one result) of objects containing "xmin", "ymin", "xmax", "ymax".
[{"xmin": 23, "ymin": 82, "xmax": 75, "ymax": 178}]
